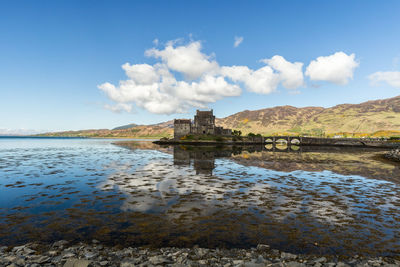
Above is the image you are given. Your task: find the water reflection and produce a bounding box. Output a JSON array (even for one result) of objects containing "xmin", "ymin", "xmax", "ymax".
[
  {"xmin": 173, "ymin": 145, "xmax": 264, "ymax": 175},
  {"xmin": 0, "ymin": 139, "xmax": 399, "ymax": 256}
]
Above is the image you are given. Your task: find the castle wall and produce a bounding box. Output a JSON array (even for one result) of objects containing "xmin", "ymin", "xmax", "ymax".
[
  {"xmin": 174, "ymin": 120, "xmax": 191, "ymax": 139},
  {"xmin": 173, "ymin": 110, "xmax": 232, "ymax": 138}
]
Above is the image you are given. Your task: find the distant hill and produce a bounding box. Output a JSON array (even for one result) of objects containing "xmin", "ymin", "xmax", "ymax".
[
  {"xmin": 112, "ymin": 123, "xmax": 139, "ymax": 130},
  {"xmin": 38, "ymin": 95, "xmax": 400, "ymax": 138},
  {"xmin": 216, "ymin": 95, "xmax": 400, "ymax": 137},
  {"xmin": 37, "ymin": 125, "xmax": 173, "ymax": 139}
]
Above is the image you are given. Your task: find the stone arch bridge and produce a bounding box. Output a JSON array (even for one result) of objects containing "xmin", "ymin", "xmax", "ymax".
[{"xmin": 263, "ymin": 136, "xmax": 395, "ymax": 148}]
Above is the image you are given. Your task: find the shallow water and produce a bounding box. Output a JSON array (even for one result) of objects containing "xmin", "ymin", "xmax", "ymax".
[{"xmin": 0, "ymin": 138, "xmax": 399, "ymax": 256}]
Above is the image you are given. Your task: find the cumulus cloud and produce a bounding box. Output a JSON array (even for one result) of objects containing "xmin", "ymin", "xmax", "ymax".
[
  {"xmin": 145, "ymin": 41, "xmax": 219, "ymax": 80},
  {"xmin": 99, "ymin": 39, "xmax": 336, "ymax": 115},
  {"xmin": 99, "ymin": 60, "xmax": 241, "ymax": 114},
  {"xmin": 233, "ymin": 36, "xmax": 243, "ymax": 48},
  {"xmin": 305, "ymin": 52, "xmax": 359, "ymax": 85},
  {"xmin": 262, "ymin": 55, "xmax": 304, "ymax": 89},
  {"xmin": 368, "ymin": 71, "xmax": 400, "ymax": 88},
  {"xmin": 221, "ymin": 65, "xmax": 280, "ymax": 94}
]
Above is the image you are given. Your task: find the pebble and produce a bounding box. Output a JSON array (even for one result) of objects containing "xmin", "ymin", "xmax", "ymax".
[{"xmin": 0, "ymin": 241, "xmax": 398, "ymax": 267}]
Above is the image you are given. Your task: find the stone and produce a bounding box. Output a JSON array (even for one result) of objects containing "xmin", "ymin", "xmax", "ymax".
[
  {"xmin": 242, "ymin": 262, "xmax": 265, "ymax": 267},
  {"xmin": 336, "ymin": 262, "xmax": 350, "ymax": 267},
  {"xmin": 281, "ymin": 252, "xmax": 297, "ymax": 260},
  {"xmin": 120, "ymin": 261, "xmax": 136, "ymax": 267},
  {"xmin": 148, "ymin": 255, "xmax": 172, "ymax": 265},
  {"xmin": 286, "ymin": 262, "xmax": 306, "ymax": 267},
  {"xmin": 84, "ymin": 251, "xmax": 98, "ymax": 259},
  {"xmin": 48, "ymin": 250, "xmax": 58, "ymax": 256},
  {"xmin": 256, "ymin": 244, "xmax": 270, "ymax": 252},
  {"xmin": 62, "ymin": 252, "xmax": 76, "ymax": 259},
  {"xmin": 198, "ymin": 259, "xmax": 208, "ymax": 264},
  {"xmin": 99, "ymin": 261, "xmax": 109, "ymax": 266},
  {"xmin": 32, "ymin": 255, "xmax": 50, "ymax": 264},
  {"xmin": 233, "ymin": 259, "xmax": 244, "ymax": 265},
  {"xmin": 63, "ymin": 258, "xmax": 91, "ymax": 267},
  {"xmin": 53, "ymin": 240, "xmax": 69, "ymax": 248},
  {"xmin": 195, "ymin": 248, "xmax": 209, "ymax": 258},
  {"xmin": 3, "ymin": 256, "xmax": 17, "ymax": 263},
  {"xmin": 313, "ymin": 257, "xmax": 327, "ymax": 263},
  {"xmin": 6, "ymin": 263, "xmax": 17, "ymax": 267},
  {"xmin": 15, "ymin": 258, "xmax": 25, "ymax": 266},
  {"xmin": 23, "ymin": 247, "xmax": 36, "ymax": 255},
  {"xmin": 12, "ymin": 245, "xmax": 25, "ymax": 252}
]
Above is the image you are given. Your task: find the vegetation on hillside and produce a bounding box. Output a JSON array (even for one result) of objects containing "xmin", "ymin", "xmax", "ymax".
[
  {"xmin": 38, "ymin": 95, "xmax": 400, "ymax": 139},
  {"xmin": 216, "ymin": 95, "xmax": 400, "ymax": 138}
]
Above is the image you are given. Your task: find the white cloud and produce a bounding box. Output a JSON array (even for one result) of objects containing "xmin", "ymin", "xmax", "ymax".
[
  {"xmin": 234, "ymin": 36, "xmax": 243, "ymax": 48},
  {"xmin": 99, "ymin": 61, "xmax": 241, "ymax": 115},
  {"xmin": 221, "ymin": 65, "xmax": 280, "ymax": 94},
  {"xmin": 262, "ymin": 55, "xmax": 304, "ymax": 89},
  {"xmin": 145, "ymin": 41, "xmax": 219, "ymax": 80},
  {"xmin": 368, "ymin": 71, "xmax": 400, "ymax": 88},
  {"xmin": 99, "ymin": 39, "xmax": 344, "ymax": 115},
  {"xmin": 305, "ymin": 52, "xmax": 359, "ymax": 85}
]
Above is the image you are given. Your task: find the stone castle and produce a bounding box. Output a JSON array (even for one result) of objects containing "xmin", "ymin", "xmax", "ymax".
[{"xmin": 174, "ymin": 110, "xmax": 232, "ymax": 139}]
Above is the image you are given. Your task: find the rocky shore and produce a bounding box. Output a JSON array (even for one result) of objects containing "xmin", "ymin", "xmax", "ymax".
[
  {"xmin": 1, "ymin": 241, "xmax": 399, "ymax": 267},
  {"xmin": 385, "ymin": 148, "xmax": 400, "ymax": 162}
]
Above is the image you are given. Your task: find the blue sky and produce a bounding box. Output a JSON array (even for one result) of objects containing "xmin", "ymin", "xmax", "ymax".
[{"xmin": 1, "ymin": 0, "xmax": 400, "ymax": 133}]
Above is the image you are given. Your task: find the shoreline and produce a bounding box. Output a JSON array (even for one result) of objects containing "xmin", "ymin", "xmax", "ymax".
[
  {"xmin": 1, "ymin": 241, "xmax": 399, "ymax": 267},
  {"xmin": 153, "ymin": 139, "xmax": 399, "ymax": 148}
]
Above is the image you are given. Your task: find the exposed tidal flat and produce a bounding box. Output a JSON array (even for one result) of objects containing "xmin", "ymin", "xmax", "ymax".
[{"xmin": 1, "ymin": 137, "xmax": 400, "ymax": 266}]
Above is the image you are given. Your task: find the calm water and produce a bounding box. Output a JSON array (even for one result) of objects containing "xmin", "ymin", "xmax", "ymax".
[{"xmin": 0, "ymin": 137, "xmax": 400, "ymax": 256}]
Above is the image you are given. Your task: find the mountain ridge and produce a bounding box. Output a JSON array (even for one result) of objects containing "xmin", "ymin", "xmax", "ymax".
[{"xmin": 37, "ymin": 95, "xmax": 400, "ymax": 138}]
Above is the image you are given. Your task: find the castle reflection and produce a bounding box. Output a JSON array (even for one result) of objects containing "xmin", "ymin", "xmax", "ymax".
[{"xmin": 173, "ymin": 145, "xmax": 264, "ymax": 175}]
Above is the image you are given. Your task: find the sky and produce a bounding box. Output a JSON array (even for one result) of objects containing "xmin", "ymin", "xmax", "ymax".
[{"xmin": 1, "ymin": 0, "xmax": 400, "ymax": 134}]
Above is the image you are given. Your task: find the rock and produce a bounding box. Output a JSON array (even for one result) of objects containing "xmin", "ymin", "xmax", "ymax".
[
  {"xmin": 242, "ymin": 261, "xmax": 265, "ymax": 267},
  {"xmin": 3, "ymin": 256, "xmax": 17, "ymax": 263},
  {"xmin": 313, "ymin": 257, "xmax": 327, "ymax": 263},
  {"xmin": 22, "ymin": 247, "xmax": 36, "ymax": 255},
  {"xmin": 62, "ymin": 252, "xmax": 76, "ymax": 259},
  {"xmin": 31, "ymin": 255, "xmax": 51, "ymax": 264},
  {"xmin": 92, "ymin": 239, "xmax": 100, "ymax": 244},
  {"xmin": 120, "ymin": 261, "xmax": 136, "ymax": 267},
  {"xmin": 63, "ymin": 258, "xmax": 91, "ymax": 267},
  {"xmin": 48, "ymin": 250, "xmax": 58, "ymax": 256},
  {"xmin": 6, "ymin": 263, "xmax": 18, "ymax": 267},
  {"xmin": 15, "ymin": 257, "xmax": 25, "ymax": 266},
  {"xmin": 195, "ymin": 247, "xmax": 209, "ymax": 258},
  {"xmin": 99, "ymin": 261, "xmax": 109, "ymax": 266},
  {"xmin": 148, "ymin": 255, "xmax": 173, "ymax": 265},
  {"xmin": 233, "ymin": 259, "xmax": 244, "ymax": 265},
  {"xmin": 53, "ymin": 240, "xmax": 69, "ymax": 248},
  {"xmin": 256, "ymin": 244, "xmax": 270, "ymax": 252},
  {"xmin": 336, "ymin": 262, "xmax": 350, "ymax": 267},
  {"xmin": 281, "ymin": 252, "xmax": 297, "ymax": 260},
  {"xmin": 286, "ymin": 262, "xmax": 306, "ymax": 267},
  {"xmin": 255, "ymin": 255, "xmax": 266, "ymax": 263},
  {"xmin": 84, "ymin": 251, "xmax": 98, "ymax": 259}
]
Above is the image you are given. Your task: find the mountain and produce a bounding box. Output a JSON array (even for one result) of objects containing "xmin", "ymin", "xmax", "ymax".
[
  {"xmin": 112, "ymin": 123, "xmax": 139, "ymax": 130},
  {"xmin": 216, "ymin": 95, "xmax": 400, "ymax": 136},
  {"xmin": 37, "ymin": 125, "xmax": 173, "ymax": 139},
  {"xmin": 38, "ymin": 95, "xmax": 400, "ymax": 138}
]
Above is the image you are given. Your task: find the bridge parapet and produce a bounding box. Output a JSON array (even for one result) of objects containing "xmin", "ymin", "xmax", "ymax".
[{"xmin": 264, "ymin": 136, "xmax": 396, "ymax": 148}]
